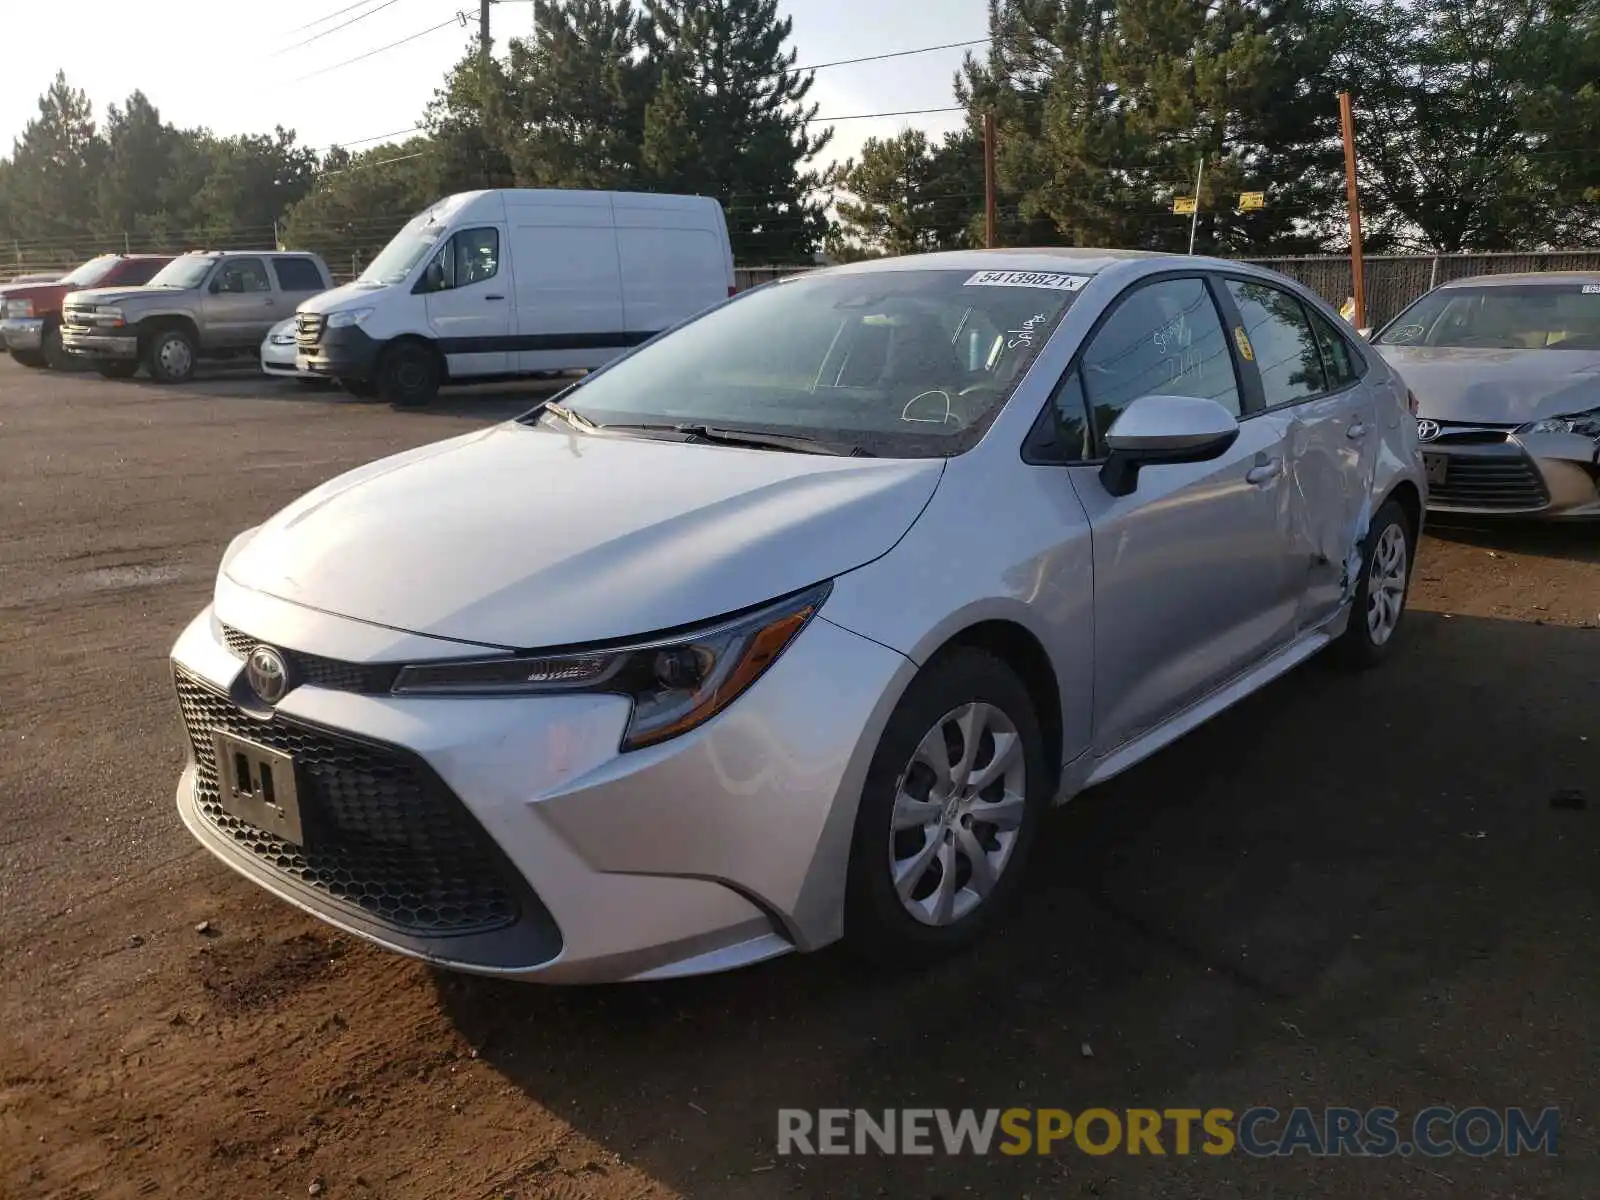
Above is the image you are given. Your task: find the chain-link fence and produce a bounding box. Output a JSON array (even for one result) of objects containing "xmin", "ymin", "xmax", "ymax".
[{"xmin": 1244, "ymin": 250, "xmax": 1600, "ymax": 329}]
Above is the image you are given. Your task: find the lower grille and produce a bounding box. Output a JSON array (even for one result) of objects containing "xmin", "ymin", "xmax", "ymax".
[
  {"xmin": 175, "ymin": 669, "xmax": 521, "ymax": 936},
  {"xmin": 1429, "ymin": 454, "xmax": 1550, "ymax": 510},
  {"xmin": 220, "ymin": 624, "xmax": 398, "ymax": 694}
]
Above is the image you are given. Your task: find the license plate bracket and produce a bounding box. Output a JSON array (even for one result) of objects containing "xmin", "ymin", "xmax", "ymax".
[
  {"xmin": 1423, "ymin": 452, "xmax": 1449, "ymax": 487},
  {"xmin": 212, "ymin": 732, "xmax": 305, "ymax": 846}
]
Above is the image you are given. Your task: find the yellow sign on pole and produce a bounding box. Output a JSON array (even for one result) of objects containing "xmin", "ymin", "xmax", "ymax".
[
  {"xmin": 1239, "ymin": 191, "xmax": 1266, "ymax": 210},
  {"xmin": 1172, "ymin": 196, "xmax": 1198, "ymax": 215}
]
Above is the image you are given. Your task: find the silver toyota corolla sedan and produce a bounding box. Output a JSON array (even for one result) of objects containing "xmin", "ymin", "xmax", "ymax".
[
  {"xmin": 170, "ymin": 249, "xmax": 1424, "ymax": 983},
  {"xmin": 1373, "ymin": 272, "xmax": 1600, "ymax": 517}
]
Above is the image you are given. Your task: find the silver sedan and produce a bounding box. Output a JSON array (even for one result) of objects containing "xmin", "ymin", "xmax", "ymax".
[
  {"xmin": 1374, "ymin": 272, "xmax": 1600, "ymax": 518},
  {"xmin": 170, "ymin": 249, "xmax": 1424, "ymax": 983}
]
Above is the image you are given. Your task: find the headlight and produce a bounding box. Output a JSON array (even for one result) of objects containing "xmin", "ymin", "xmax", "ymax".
[
  {"xmin": 269, "ymin": 332, "xmax": 295, "ymax": 345},
  {"xmin": 3, "ymin": 298, "xmax": 32, "ymax": 318},
  {"xmin": 1518, "ymin": 407, "xmax": 1600, "ymax": 438},
  {"xmin": 326, "ymin": 308, "xmax": 374, "ymax": 329},
  {"xmin": 98, "ymin": 305, "xmax": 125, "ymax": 327},
  {"xmin": 391, "ymin": 583, "xmax": 831, "ymax": 750}
]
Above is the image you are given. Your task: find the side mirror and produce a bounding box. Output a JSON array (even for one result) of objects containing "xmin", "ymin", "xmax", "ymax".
[{"xmin": 1099, "ymin": 394, "xmax": 1241, "ymax": 498}]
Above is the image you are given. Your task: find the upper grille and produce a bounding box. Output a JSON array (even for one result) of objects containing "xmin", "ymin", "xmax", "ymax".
[
  {"xmin": 296, "ymin": 312, "xmax": 325, "ymax": 349},
  {"xmin": 175, "ymin": 669, "xmax": 521, "ymax": 936},
  {"xmin": 220, "ymin": 624, "xmax": 398, "ymax": 694},
  {"xmin": 1428, "ymin": 453, "xmax": 1551, "ymax": 511}
]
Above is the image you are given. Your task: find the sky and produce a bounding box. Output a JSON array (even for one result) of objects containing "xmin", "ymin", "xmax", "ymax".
[{"xmin": 0, "ymin": 0, "xmax": 982, "ymax": 170}]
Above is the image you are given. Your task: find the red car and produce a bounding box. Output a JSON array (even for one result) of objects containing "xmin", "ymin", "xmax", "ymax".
[{"xmin": 1, "ymin": 254, "xmax": 172, "ymax": 370}]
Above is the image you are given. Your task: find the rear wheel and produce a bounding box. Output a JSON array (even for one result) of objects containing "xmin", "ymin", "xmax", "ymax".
[
  {"xmin": 1334, "ymin": 499, "xmax": 1413, "ymax": 668},
  {"xmin": 843, "ymin": 648, "xmax": 1047, "ymax": 967},
  {"xmin": 378, "ymin": 342, "xmax": 441, "ymax": 407},
  {"xmin": 145, "ymin": 327, "xmax": 197, "ymax": 383},
  {"xmin": 94, "ymin": 360, "xmax": 140, "ymax": 379}
]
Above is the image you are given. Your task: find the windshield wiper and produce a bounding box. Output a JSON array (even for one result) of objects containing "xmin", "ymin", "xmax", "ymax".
[
  {"xmin": 542, "ymin": 401, "xmax": 599, "ymax": 433},
  {"xmin": 669, "ymin": 423, "xmax": 874, "ymax": 456}
]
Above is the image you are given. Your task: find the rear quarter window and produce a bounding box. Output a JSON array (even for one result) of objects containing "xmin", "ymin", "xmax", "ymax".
[{"xmin": 272, "ymin": 258, "xmax": 326, "ymax": 292}]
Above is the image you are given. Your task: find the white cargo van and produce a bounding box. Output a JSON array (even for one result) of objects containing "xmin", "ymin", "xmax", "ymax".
[{"xmin": 294, "ymin": 189, "xmax": 735, "ymax": 405}]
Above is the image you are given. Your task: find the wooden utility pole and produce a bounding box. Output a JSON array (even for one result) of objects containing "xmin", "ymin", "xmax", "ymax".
[
  {"xmin": 983, "ymin": 112, "xmax": 998, "ymax": 249},
  {"xmin": 480, "ymin": 0, "xmax": 493, "ymax": 63},
  {"xmin": 1338, "ymin": 92, "xmax": 1367, "ymax": 330}
]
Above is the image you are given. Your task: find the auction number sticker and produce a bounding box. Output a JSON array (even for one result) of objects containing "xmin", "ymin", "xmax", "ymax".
[
  {"xmin": 1583, "ymin": 284, "xmax": 1600, "ymax": 294},
  {"xmin": 965, "ymin": 270, "xmax": 1090, "ymax": 291}
]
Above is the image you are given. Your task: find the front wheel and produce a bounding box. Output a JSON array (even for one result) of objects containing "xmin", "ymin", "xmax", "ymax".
[
  {"xmin": 42, "ymin": 321, "xmax": 73, "ymax": 371},
  {"xmin": 843, "ymin": 648, "xmax": 1047, "ymax": 967},
  {"xmin": 1334, "ymin": 499, "xmax": 1414, "ymax": 668},
  {"xmin": 378, "ymin": 342, "xmax": 441, "ymax": 408},
  {"xmin": 145, "ymin": 328, "xmax": 197, "ymax": 384}
]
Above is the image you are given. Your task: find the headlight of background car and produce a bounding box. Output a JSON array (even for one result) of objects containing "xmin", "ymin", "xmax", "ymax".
[
  {"xmin": 1518, "ymin": 408, "xmax": 1600, "ymax": 438},
  {"xmin": 3, "ymin": 298, "xmax": 33, "ymax": 318},
  {"xmin": 326, "ymin": 307, "xmax": 374, "ymax": 329},
  {"xmin": 391, "ymin": 583, "xmax": 831, "ymax": 750},
  {"xmin": 97, "ymin": 305, "xmax": 125, "ymax": 327}
]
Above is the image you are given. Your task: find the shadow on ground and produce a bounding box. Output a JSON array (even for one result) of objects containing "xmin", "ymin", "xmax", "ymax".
[
  {"xmin": 1426, "ymin": 516, "xmax": 1600, "ymax": 565},
  {"xmin": 434, "ymin": 611, "xmax": 1598, "ymax": 1196}
]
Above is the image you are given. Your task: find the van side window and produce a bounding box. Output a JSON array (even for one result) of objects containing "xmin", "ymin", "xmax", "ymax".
[{"xmin": 419, "ymin": 228, "xmax": 500, "ymax": 293}]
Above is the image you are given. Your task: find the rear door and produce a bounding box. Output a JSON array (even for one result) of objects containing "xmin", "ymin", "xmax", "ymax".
[
  {"xmin": 1219, "ymin": 276, "xmax": 1378, "ymax": 629},
  {"xmin": 1060, "ymin": 274, "xmax": 1300, "ymax": 753},
  {"xmin": 270, "ymin": 256, "xmax": 329, "ymax": 314},
  {"xmin": 202, "ymin": 257, "xmax": 280, "ymax": 347}
]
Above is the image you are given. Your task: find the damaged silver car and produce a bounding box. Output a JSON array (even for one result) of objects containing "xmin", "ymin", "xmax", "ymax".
[{"xmin": 1374, "ymin": 273, "xmax": 1600, "ymax": 518}]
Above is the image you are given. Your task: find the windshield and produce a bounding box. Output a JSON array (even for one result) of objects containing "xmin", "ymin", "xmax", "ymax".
[
  {"xmin": 557, "ymin": 268, "xmax": 1085, "ymax": 457},
  {"xmin": 358, "ymin": 210, "xmax": 448, "ymax": 285},
  {"xmin": 61, "ymin": 256, "xmax": 119, "ymax": 288},
  {"xmin": 1378, "ymin": 284, "xmax": 1600, "ymax": 351},
  {"xmin": 147, "ymin": 257, "xmax": 217, "ymax": 290}
]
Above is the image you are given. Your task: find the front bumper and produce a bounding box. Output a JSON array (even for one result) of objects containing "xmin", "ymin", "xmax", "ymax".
[
  {"xmin": 261, "ymin": 342, "xmax": 299, "ymax": 376},
  {"xmin": 1, "ymin": 317, "xmax": 43, "ymax": 350},
  {"xmin": 1420, "ymin": 432, "xmax": 1600, "ymax": 518},
  {"xmin": 170, "ymin": 585, "xmax": 914, "ymax": 982},
  {"xmin": 296, "ymin": 323, "xmax": 381, "ymax": 380},
  {"xmin": 62, "ymin": 328, "xmax": 138, "ymax": 360}
]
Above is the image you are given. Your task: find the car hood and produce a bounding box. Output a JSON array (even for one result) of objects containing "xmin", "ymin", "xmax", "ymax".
[
  {"xmin": 0, "ymin": 281, "xmax": 67, "ymax": 306},
  {"xmin": 297, "ymin": 281, "xmax": 388, "ymax": 315},
  {"xmin": 66, "ymin": 285, "xmax": 169, "ymax": 308},
  {"xmin": 225, "ymin": 422, "xmax": 944, "ymax": 648},
  {"xmin": 1378, "ymin": 345, "xmax": 1600, "ymax": 423}
]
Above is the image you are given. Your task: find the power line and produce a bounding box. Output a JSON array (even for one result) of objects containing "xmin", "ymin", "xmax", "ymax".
[
  {"xmin": 275, "ymin": 0, "xmax": 408, "ymax": 56},
  {"xmin": 284, "ymin": 0, "xmax": 392, "ymax": 35},
  {"xmin": 792, "ymin": 38, "xmax": 989, "ymax": 75},
  {"xmin": 291, "ymin": 16, "xmax": 462, "ymax": 83}
]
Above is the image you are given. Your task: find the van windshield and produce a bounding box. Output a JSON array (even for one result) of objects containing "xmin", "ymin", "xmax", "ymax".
[
  {"xmin": 555, "ymin": 269, "xmax": 1083, "ymax": 458},
  {"xmin": 358, "ymin": 212, "xmax": 448, "ymax": 286},
  {"xmin": 148, "ymin": 257, "xmax": 217, "ymax": 290}
]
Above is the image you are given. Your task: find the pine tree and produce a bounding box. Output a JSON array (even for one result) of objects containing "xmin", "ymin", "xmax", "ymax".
[
  {"xmin": 831, "ymin": 129, "xmax": 984, "ymax": 256},
  {"xmin": 641, "ymin": 0, "xmax": 831, "ymax": 261},
  {"xmin": 1, "ymin": 72, "xmax": 104, "ymax": 247},
  {"xmin": 425, "ymin": 45, "xmax": 519, "ymax": 194},
  {"xmin": 505, "ymin": 0, "xmax": 654, "ymax": 188}
]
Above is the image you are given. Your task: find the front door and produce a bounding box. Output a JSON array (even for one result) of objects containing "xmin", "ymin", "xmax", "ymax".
[
  {"xmin": 202, "ymin": 257, "xmax": 280, "ymax": 347},
  {"xmin": 422, "ymin": 225, "xmax": 511, "ymax": 378},
  {"xmin": 1220, "ymin": 277, "xmax": 1380, "ymax": 630},
  {"xmin": 1063, "ymin": 275, "xmax": 1298, "ymax": 754}
]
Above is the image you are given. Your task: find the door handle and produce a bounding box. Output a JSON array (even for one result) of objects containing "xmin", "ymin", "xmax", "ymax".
[
  {"xmin": 1346, "ymin": 420, "xmax": 1368, "ymax": 439},
  {"xmin": 484, "ymin": 294, "xmax": 505, "ymax": 301},
  {"xmin": 1246, "ymin": 458, "xmax": 1283, "ymax": 485}
]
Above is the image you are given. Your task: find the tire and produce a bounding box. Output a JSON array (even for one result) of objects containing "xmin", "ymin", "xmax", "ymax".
[
  {"xmin": 10, "ymin": 349, "xmax": 47, "ymax": 369},
  {"xmin": 1334, "ymin": 499, "xmax": 1414, "ymax": 669},
  {"xmin": 843, "ymin": 647, "xmax": 1048, "ymax": 967},
  {"xmin": 144, "ymin": 327, "xmax": 197, "ymax": 384},
  {"xmin": 94, "ymin": 360, "xmax": 140, "ymax": 379},
  {"xmin": 377, "ymin": 342, "xmax": 441, "ymax": 408},
  {"xmin": 337, "ymin": 377, "xmax": 379, "ymax": 399},
  {"xmin": 41, "ymin": 321, "xmax": 73, "ymax": 371}
]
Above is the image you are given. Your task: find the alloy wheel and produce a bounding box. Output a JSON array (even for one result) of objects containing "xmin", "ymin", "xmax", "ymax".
[
  {"xmin": 1366, "ymin": 522, "xmax": 1408, "ymax": 645},
  {"xmin": 888, "ymin": 701, "xmax": 1027, "ymax": 927},
  {"xmin": 159, "ymin": 336, "xmax": 193, "ymax": 378}
]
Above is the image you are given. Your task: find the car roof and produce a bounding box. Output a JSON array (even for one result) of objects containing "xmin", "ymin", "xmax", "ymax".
[
  {"xmin": 819, "ymin": 247, "xmax": 1175, "ymax": 278},
  {"xmin": 1439, "ymin": 271, "xmax": 1600, "ymax": 289}
]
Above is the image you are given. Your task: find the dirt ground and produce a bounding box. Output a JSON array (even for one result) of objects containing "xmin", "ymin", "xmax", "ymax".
[{"xmin": 1, "ymin": 359, "xmax": 1596, "ymax": 1200}]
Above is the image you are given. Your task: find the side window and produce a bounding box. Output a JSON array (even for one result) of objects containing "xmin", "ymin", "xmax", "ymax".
[
  {"xmin": 1042, "ymin": 369, "xmax": 1093, "ymax": 462},
  {"xmin": 1308, "ymin": 309, "xmax": 1360, "ymax": 387},
  {"xmin": 453, "ymin": 228, "xmax": 499, "ymax": 286},
  {"xmin": 272, "ymin": 257, "xmax": 325, "ymax": 292},
  {"xmin": 1226, "ymin": 279, "xmax": 1326, "ymax": 406},
  {"xmin": 1079, "ymin": 277, "xmax": 1241, "ymax": 448},
  {"xmin": 118, "ymin": 259, "xmax": 165, "ymax": 286},
  {"xmin": 214, "ymin": 258, "xmax": 271, "ymax": 294}
]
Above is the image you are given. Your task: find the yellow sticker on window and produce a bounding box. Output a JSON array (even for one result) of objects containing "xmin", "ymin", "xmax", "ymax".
[{"xmin": 1234, "ymin": 326, "xmax": 1254, "ymax": 361}]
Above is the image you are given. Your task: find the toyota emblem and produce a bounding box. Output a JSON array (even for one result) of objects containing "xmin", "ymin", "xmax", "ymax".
[
  {"xmin": 246, "ymin": 645, "xmax": 290, "ymax": 704},
  {"xmin": 1416, "ymin": 418, "xmax": 1441, "ymax": 442}
]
